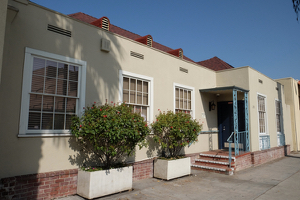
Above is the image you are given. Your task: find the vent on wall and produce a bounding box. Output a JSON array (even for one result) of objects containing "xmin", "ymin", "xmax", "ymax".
[
  {"xmin": 179, "ymin": 67, "xmax": 188, "ymax": 73},
  {"xmin": 90, "ymin": 16, "xmax": 110, "ymax": 31},
  {"xmin": 179, "ymin": 49, "xmax": 183, "ymax": 59},
  {"xmin": 130, "ymin": 51, "xmax": 144, "ymax": 59},
  {"xmin": 167, "ymin": 48, "xmax": 183, "ymax": 58},
  {"xmin": 101, "ymin": 38, "xmax": 111, "ymax": 52},
  {"xmin": 135, "ymin": 35, "xmax": 153, "ymax": 47},
  {"xmin": 47, "ymin": 24, "xmax": 71, "ymax": 37},
  {"xmin": 259, "ymin": 79, "xmax": 263, "ymax": 84},
  {"xmin": 147, "ymin": 35, "xmax": 152, "ymax": 47},
  {"xmin": 102, "ymin": 17, "xmax": 109, "ymax": 31}
]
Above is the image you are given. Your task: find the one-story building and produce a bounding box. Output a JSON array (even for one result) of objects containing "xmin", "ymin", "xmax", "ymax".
[{"xmin": 0, "ymin": 0, "xmax": 297, "ymax": 199}]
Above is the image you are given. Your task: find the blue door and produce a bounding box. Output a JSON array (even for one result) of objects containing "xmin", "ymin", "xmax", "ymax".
[{"xmin": 217, "ymin": 101, "xmax": 245, "ymax": 150}]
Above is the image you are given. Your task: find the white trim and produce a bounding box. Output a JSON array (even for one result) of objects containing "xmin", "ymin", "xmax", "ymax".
[
  {"xmin": 173, "ymin": 83, "xmax": 195, "ymax": 119},
  {"xmin": 275, "ymin": 99, "xmax": 284, "ymax": 146},
  {"xmin": 119, "ymin": 70, "xmax": 153, "ymax": 123},
  {"xmin": 18, "ymin": 133, "xmax": 73, "ymax": 138},
  {"xmin": 19, "ymin": 47, "xmax": 86, "ymax": 137},
  {"xmin": 275, "ymin": 99, "xmax": 282, "ymax": 134},
  {"xmin": 257, "ymin": 92, "xmax": 268, "ymax": 135},
  {"xmin": 257, "ymin": 93, "xmax": 268, "ymax": 150}
]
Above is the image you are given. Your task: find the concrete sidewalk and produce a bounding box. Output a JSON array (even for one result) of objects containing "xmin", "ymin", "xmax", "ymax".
[{"xmin": 60, "ymin": 152, "xmax": 300, "ymax": 200}]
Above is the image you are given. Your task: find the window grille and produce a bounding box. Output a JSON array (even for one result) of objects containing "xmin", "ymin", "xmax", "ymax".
[
  {"xmin": 276, "ymin": 100, "xmax": 281, "ymax": 132},
  {"xmin": 258, "ymin": 95, "xmax": 266, "ymax": 133},
  {"xmin": 123, "ymin": 77, "xmax": 149, "ymax": 121},
  {"xmin": 29, "ymin": 57, "xmax": 79, "ymax": 130},
  {"xmin": 175, "ymin": 87, "xmax": 192, "ymax": 114}
]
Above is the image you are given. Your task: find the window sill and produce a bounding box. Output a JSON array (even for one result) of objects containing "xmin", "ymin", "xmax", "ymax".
[{"xmin": 18, "ymin": 133, "xmax": 73, "ymax": 138}]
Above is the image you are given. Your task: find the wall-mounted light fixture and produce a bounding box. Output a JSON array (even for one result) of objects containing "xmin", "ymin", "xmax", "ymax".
[{"xmin": 209, "ymin": 101, "xmax": 216, "ymax": 111}]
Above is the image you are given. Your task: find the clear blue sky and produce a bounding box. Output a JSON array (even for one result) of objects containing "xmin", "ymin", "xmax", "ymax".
[{"xmin": 32, "ymin": 0, "xmax": 300, "ymax": 80}]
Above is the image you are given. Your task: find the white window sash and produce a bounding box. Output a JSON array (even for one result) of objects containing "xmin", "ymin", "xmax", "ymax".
[
  {"xmin": 257, "ymin": 94, "xmax": 267, "ymax": 135},
  {"xmin": 173, "ymin": 83, "xmax": 195, "ymax": 119},
  {"xmin": 119, "ymin": 70, "xmax": 153, "ymax": 123},
  {"xmin": 19, "ymin": 48, "xmax": 86, "ymax": 136}
]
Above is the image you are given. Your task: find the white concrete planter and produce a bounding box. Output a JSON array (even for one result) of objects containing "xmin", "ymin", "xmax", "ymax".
[
  {"xmin": 154, "ymin": 157, "xmax": 191, "ymax": 180},
  {"xmin": 77, "ymin": 166, "xmax": 133, "ymax": 199}
]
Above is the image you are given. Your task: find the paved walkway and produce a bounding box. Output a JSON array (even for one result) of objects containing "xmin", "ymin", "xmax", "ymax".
[{"xmin": 60, "ymin": 152, "xmax": 300, "ymax": 200}]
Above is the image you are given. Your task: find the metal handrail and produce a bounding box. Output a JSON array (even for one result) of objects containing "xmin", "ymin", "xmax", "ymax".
[
  {"xmin": 227, "ymin": 132, "xmax": 235, "ymax": 168},
  {"xmin": 227, "ymin": 131, "xmax": 250, "ymax": 168}
]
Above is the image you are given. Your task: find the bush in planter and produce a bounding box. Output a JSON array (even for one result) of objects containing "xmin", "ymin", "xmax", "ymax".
[
  {"xmin": 70, "ymin": 102, "xmax": 150, "ymax": 169},
  {"xmin": 151, "ymin": 111, "xmax": 202, "ymax": 158}
]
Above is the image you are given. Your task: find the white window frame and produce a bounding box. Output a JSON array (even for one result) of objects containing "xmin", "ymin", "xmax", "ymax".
[
  {"xmin": 257, "ymin": 93, "xmax": 268, "ymax": 135},
  {"xmin": 257, "ymin": 93, "xmax": 269, "ymax": 150},
  {"xmin": 19, "ymin": 47, "xmax": 86, "ymax": 137},
  {"xmin": 275, "ymin": 99, "xmax": 284, "ymax": 146},
  {"xmin": 119, "ymin": 70, "xmax": 153, "ymax": 123},
  {"xmin": 173, "ymin": 83, "xmax": 195, "ymax": 119},
  {"xmin": 275, "ymin": 99, "xmax": 282, "ymax": 134}
]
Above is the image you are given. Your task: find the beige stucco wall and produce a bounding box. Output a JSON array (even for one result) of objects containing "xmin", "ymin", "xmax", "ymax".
[
  {"xmin": 0, "ymin": 1, "xmax": 219, "ymax": 178},
  {"xmin": 0, "ymin": 0, "xmax": 294, "ymax": 179},
  {"xmin": 247, "ymin": 68, "xmax": 289, "ymax": 151},
  {"xmin": 0, "ymin": 0, "xmax": 8, "ymax": 84},
  {"xmin": 276, "ymin": 78, "xmax": 300, "ymax": 151},
  {"xmin": 216, "ymin": 67, "xmax": 291, "ymax": 152},
  {"xmin": 216, "ymin": 67, "xmax": 250, "ymax": 90}
]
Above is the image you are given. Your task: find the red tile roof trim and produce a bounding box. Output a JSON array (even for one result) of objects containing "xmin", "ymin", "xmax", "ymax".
[
  {"xmin": 135, "ymin": 35, "xmax": 152, "ymax": 46},
  {"xmin": 197, "ymin": 56, "xmax": 234, "ymax": 71},
  {"xmin": 68, "ymin": 12, "xmax": 234, "ymax": 71},
  {"xmin": 68, "ymin": 12, "xmax": 97, "ymax": 23},
  {"xmin": 90, "ymin": 16, "xmax": 110, "ymax": 31},
  {"xmin": 167, "ymin": 48, "xmax": 183, "ymax": 58}
]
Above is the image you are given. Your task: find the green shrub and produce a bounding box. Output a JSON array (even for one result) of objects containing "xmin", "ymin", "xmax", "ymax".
[
  {"xmin": 151, "ymin": 111, "xmax": 202, "ymax": 158},
  {"xmin": 71, "ymin": 102, "xmax": 150, "ymax": 169}
]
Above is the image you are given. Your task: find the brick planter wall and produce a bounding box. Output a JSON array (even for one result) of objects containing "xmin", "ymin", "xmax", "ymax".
[
  {"xmin": 0, "ymin": 169, "xmax": 78, "ymax": 200},
  {"xmin": 235, "ymin": 152, "xmax": 252, "ymax": 171},
  {"xmin": 235, "ymin": 145, "xmax": 291, "ymax": 171},
  {"xmin": 132, "ymin": 159, "xmax": 154, "ymax": 182},
  {"xmin": 251, "ymin": 145, "xmax": 290, "ymax": 167}
]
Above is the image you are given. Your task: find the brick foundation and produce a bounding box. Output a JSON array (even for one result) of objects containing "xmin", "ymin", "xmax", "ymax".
[
  {"xmin": 0, "ymin": 159, "xmax": 154, "ymax": 200},
  {"xmin": 0, "ymin": 145, "xmax": 291, "ymax": 199},
  {"xmin": 251, "ymin": 145, "xmax": 290, "ymax": 167},
  {"xmin": 235, "ymin": 152, "xmax": 252, "ymax": 171},
  {"xmin": 0, "ymin": 169, "xmax": 78, "ymax": 200},
  {"xmin": 235, "ymin": 145, "xmax": 291, "ymax": 171}
]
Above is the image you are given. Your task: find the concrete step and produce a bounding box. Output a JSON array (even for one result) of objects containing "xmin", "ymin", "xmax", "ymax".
[
  {"xmin": 192, "ymin": 163, "xmax": 234, "ymax": 175},
  {"xmin": 195, "ymin": 158, "xmax": 232, "ymax": 166},
  {"xmin": 199, "ymin": 153, "xmax": 236, "ymax": 162}
]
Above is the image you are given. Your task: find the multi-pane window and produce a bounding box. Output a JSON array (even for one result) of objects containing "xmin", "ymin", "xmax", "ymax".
[
  {"xmin": 123, "ymin": 77, "xmax": 149, "ymax": 121},
  {"xmin": 258, "ymin": 95, "xmax": 266, "ymax": 134},
  {"xmin": 175, "ymin": 87, "xmax": 192, "ymax": 114},
  {"xmin": 276, "ymin": 100, "xmax": 281, "ymax": 133},
  {"xmin": 28, "ymin": 57, "xmax": 79, "ymax": 130},
  {"xmin": 19, "ymin": 48, "xmax": 86, "ymax": 136}
]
